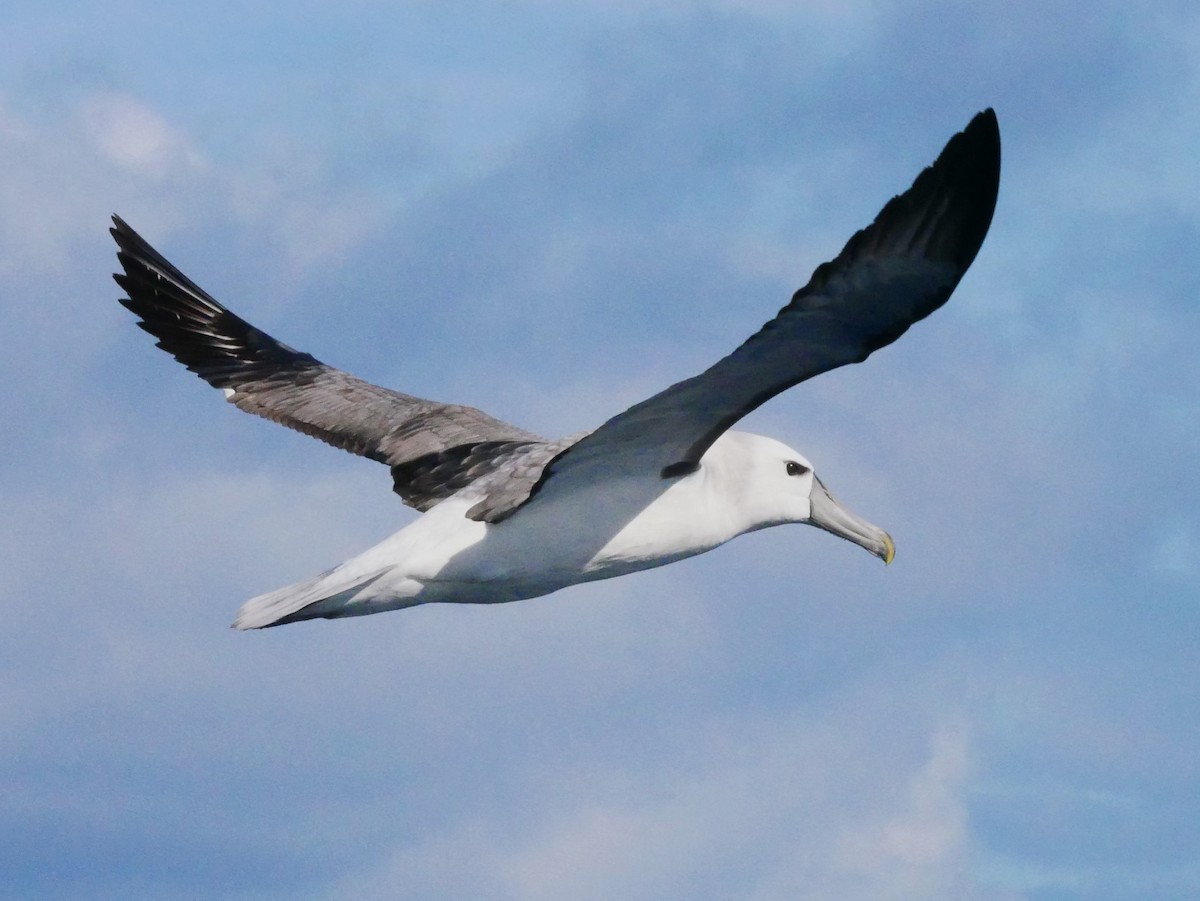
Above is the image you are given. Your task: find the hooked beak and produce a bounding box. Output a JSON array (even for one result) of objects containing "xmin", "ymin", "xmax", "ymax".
[{"xmin": 807, "ymin": 477, "xmax": 895, "ymax": 565}]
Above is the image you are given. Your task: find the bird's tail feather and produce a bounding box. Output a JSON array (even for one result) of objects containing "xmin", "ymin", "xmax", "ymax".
[{"xmin": 232, "ymin": 566, "xmax": 393, "ymax": 630}]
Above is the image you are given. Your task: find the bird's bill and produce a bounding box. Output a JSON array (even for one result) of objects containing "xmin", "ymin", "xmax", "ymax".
[{"xmin": 808, "ymin": 477, "xmax": 895, "ymax": 564}]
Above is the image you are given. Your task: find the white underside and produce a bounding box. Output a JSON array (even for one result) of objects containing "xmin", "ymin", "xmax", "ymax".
[
  {"xmin": 233, "ymin": 459, "xmax": 744, "ymax": 629},
  {"xmin": 231, "ymin": 431, "xmax": 820, "ymax": 629}
]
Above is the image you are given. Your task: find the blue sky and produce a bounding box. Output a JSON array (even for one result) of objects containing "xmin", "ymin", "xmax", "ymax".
[{"xmin": 2, "ymin": 1, "xmax": 1198, "ymax": 899}]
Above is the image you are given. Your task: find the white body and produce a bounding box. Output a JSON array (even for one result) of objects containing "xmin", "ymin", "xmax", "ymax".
[{"xmin": 233, "ymin": 432, "xmax": 823, "ymax": 628}]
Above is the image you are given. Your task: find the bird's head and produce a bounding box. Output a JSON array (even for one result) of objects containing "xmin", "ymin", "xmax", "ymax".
[{"xmin": 714, "ymin": 432, "xmax": 895, "ymax": 564}]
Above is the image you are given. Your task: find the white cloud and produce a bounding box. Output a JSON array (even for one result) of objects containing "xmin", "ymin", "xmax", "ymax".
[
  {"xmin": 317, "ymin": 683, "xmax": 1012, "ymax": 901},
  {"xmin": 81, "ymin": 91, "xmax": 207, "ymax": 179},
  {"xmin": 0, "ymin": 87, "xmax": 391, "ymax": 285},
  {"xmin": 830, "ymin": 724, "xmax": 976, "ymax": 899},
  {"xmin": 0, "ymin": 90, "xmax": 211, "ymax": 276}
]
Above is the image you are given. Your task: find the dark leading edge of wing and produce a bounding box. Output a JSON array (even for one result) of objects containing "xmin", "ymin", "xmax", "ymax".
[
  {"xmin": 111, "ymin": 216, "xmax": 542, "ymax": 511},
  {"xmin": 542, "ymin": 108, "xmax": 1002, "ymax": 485}
]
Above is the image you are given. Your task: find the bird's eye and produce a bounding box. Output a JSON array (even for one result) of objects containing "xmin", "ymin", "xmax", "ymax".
[{"xmin": 785, "ymin": 461, "xmax": 810, "ymax": 477}]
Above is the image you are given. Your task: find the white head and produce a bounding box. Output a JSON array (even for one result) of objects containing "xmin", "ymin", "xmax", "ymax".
[{"xmin": 704, "ymin": 431, "xmax": 895, "ymax": 563}]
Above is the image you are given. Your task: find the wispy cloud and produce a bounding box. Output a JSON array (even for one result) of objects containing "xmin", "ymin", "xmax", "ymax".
[{"xmin": 321, "ymin": 704, "xmax": 1006, "ymax": 901}]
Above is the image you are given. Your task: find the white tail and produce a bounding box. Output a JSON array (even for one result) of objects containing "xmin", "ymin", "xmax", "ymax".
[{"xmin": 231, "ymin": 565, "xmax": 394, "ymax": 629}]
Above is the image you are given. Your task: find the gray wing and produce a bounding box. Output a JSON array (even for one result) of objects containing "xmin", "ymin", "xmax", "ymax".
[
  {"xmin": 490, "ymin": 109, "xmax": 1001, "ymax": 517},
  {"xmin": 111, "ymin": 216, "xmax": 543, "ymax": 511}
]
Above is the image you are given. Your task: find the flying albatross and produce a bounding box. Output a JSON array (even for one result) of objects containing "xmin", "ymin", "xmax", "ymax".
[{"xmin": 112, "ymin": 109, "xmax": 1000, "ymax": 629}]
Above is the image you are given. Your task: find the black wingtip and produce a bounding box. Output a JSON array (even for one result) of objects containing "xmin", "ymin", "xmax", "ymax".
[
  {"xmin": 109, "ymin": 214, "xmax": 162, "ymax": 267},
  {"xmin": 960, "ymin": 108, "xmax": 1001, "ymax": 188},
  {"xmin": 819, "ymin": 106, "xmax": 1002, "ymax": 289},
  {"xmin": 940, "ymin": 108, "xmax": 1001, "ymax": 270},
  {"xmin": 110, "ymin": 215, "xmax": 327, "ymax": 391},
  {"xmin": 109, "ymin": 213, "xmax": 133, "ymax": 244}
]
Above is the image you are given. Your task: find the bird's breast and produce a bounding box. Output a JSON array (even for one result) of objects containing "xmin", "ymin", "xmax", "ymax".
[{"xmin": 462, "ymin": 471, "xmax": 742, "ymax": 585}]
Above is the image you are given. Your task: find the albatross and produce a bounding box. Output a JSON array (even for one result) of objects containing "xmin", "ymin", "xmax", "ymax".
[{"xmin": 112, "ymin": 109, "xmax": 1000, "ymax": 629}]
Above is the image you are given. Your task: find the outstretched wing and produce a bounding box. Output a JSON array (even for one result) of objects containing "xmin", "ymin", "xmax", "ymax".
[
  {"xmin": 111, "ymin": 216, "xmax": 542, "ymax": 511},
  {"xmin": 532, "ymin": 108, "xmax": 1001, "ymax": 495}
]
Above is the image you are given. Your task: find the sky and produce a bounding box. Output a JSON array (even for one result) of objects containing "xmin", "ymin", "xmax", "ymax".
[{"xmin": 1, "ymin": 1, "xmax": 1198, "ymax": 899}]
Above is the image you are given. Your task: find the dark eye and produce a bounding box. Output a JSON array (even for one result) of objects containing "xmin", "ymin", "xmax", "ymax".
[{"xmin": 785, "ymin": 461, "xmax": 810, "ymax": 477}]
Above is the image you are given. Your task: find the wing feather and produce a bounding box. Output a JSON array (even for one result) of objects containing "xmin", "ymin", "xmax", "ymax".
[
  {"xmin": 111, "ymin": 216, "xmax": 542, "ymax": 510},
  {"xmin": 536, "ymin": 109, "xmax": 1001, "ymax": 492}
]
